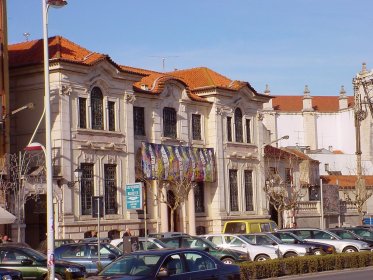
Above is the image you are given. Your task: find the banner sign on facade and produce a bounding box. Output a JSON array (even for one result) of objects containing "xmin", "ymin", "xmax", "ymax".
[
  {"xmin": 125, "ymin": 183, "xmax": 143, "ymax": 210},
  {"xmin": 141, "ymin": 143, "xmax": 215, "ymax": 182}
]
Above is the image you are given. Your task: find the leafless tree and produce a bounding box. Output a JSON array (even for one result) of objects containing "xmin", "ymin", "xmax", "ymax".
[
  {"xmin": 342, "ymin": 178, "xmax": 373, "ymax": 225},
  {"xmin": 263, "ymin": 146, "xmax": 306, "ymax": 228},
  {"xmin": 0, "ymin": 151, "xmax": 45, "ymax": 241}
]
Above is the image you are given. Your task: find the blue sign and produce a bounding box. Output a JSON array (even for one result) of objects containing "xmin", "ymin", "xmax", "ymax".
[{"xmin": 125, "ymin": 183, "xmax": 143, "ymax": 210}]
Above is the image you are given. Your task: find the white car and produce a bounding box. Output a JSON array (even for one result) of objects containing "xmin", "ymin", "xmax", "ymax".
[
  {"xmin": 200, "ymin": 233, "xmax": 281, "ymax": 261},
  {"xmin": 280, "ymin": 228, "xmax": 372, "ymax": 253},
  {"xmin": 242, "ymin": 232, "xmax": 313, "ymax": 258},
  {"xmin": 110, "ymin": 237, "xmax": 168, "ymax": 252}
]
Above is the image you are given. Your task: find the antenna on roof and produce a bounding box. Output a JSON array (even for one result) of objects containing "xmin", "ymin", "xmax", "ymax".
[
  {"xmin": 148, "ymin": 56, "xmax": 179, "ymax": 72},
  {"xmin": 23, "ymin": 32, "xmax": 30, "ymax": 41}
]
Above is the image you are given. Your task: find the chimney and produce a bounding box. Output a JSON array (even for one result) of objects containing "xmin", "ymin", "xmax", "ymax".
[
  {"xmin": 262, "ymin": 84, "xmax": 273, "ymax": 110},
  {"xmin": 339, "ymin": 85, "xmax": 348, "ymax": 110},
  {"xmin": 302, "ymin": 85, "xmax": 313, "ymax": 111}
]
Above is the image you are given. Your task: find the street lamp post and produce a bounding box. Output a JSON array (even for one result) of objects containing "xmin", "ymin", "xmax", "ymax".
[{"xmin": 42, "ymin": 1, "xmax": 67, "ymax": 280}]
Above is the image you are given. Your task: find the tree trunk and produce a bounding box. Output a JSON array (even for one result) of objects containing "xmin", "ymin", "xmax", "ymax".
[
  {"xmin": 277, "ymin": 208, "xmax": 283, "ymax": 229},
  {"xmin": 170, "ymin": 208, "xmax": 175, "ymax": 231}
]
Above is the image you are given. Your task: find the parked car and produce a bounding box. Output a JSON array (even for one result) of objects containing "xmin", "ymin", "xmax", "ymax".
[
  {"xmin": 159, "ymin": 235, "xmax": 250, "ymax": 264},
  {"xmin": 0, "ymin": 268, "xmax": 22, "ymax": 280},
  {"xmin": 327, "ymin": 228, "xmax": 373, "ymax": 247},
  {"xmin": 0, "ymin": 244, "xmax": 86, "ymax": 280},
  {"xmin": 280, "ymin": 228, "xmax": 372, "ymax": 253},
  {"xmin": 110, "ymin": 237, "xmax": 169, "ymax": 251},
  {"xmin": 55, "ymin": 239, "xmax": 75, "ymax": 249},
  {"xmin": 343, "ymin": 227, "xmax": 373, "ymax": 239},
  {"xmin": 54, "ymin": 242, "xmax": 122, "ymax": 275},
  {"xmin": 241, "ymin": 232, "xmax": 313, "ymax": 258},
  {"xmin": 201, "ymin": 233, "xmax": 280, "ymax": 261},
  {"xmin": 223, "ymin": 219, "xmax": 278, "ymax": 234},
  {"xmin": 78, "ymin": 237, "xmax": 111, "ymax": 244},
  {"xmin": 87, "ymin": 248, "xmax": 240, "ymax": 280},
  {"xmin": 147, "ymin": 232, "xmax": 189, "ymax": 239},
  {"xmin": 271, "ymin": 231, "xmax": 336, "ymax": 255}
]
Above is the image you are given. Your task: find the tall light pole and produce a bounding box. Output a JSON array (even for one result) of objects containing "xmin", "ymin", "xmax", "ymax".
[{"xmin": 42, "ymin": 1, "xmax": 67, "ymax": 280}]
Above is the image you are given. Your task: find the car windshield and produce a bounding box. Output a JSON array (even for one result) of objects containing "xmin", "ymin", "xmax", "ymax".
[
  {"xmin": 266, "ymin": 234, "xmax": 284, "ymax": 244},
  {"xmin": 350, "ymin": 228, "xmax": 373, "ymax": 239},
  {"xmin": 99, "ymin": 254, "xmax": 161, "ymax": 276},
  {"xmin": 332, "ymin": 230, "xmax": 356, "ymax": 239},
  {"xmin": 23, "ymin": 247, "xmax": 47, "ymax": 261},
  {"xmin": 104, "ymin": 243, "xmax": 122, "ymax": 255},
  {"xmin": 274, "ymin": 232, "xmax": 304, "ymax": 243}
]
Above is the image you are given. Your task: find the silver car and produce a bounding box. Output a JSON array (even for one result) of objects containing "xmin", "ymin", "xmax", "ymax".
[
  {"xmin": 201, "ymin": 233, "xmax": 281, "ymax": 261},
  {"xmin": 241, "ymin": 232, "xmax": 313, "ymax": 258},
  {"xmin": 280, "ymin": 228, "xmax": 372, "ymax": 253}
]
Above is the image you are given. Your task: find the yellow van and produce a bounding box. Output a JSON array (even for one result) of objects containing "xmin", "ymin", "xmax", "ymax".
[{"xmin": 222, "ymin": 219, "xmax": 278, "ymax": 234}]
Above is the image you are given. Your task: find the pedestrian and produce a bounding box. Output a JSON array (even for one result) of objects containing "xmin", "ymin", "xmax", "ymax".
[
  {"xmin": 2, "ymin": 235, "xmax": 11, "ymax": 243},
  {"xmin": 91, "ymin": 230, "xmax": 98, "ymax": 238},
  {"xmin": 122, "ymin": 228, "xmax": 132, "ymax": 237}
]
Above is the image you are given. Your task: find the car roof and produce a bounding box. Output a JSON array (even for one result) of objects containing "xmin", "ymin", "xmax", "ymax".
[{"xmin": 125, "ymin": 247, "xmax": 205, "ymax": 256}]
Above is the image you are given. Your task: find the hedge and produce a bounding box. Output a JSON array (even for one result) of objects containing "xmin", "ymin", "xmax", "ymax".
[{"xmin": 239, "ymin": 251, "xmax": 373, "ymax": 279}]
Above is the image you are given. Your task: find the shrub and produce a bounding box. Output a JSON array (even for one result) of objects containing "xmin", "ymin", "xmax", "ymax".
[{"xmin": 239, "ymin": 252, "xmax": 373, "ymax": 280}]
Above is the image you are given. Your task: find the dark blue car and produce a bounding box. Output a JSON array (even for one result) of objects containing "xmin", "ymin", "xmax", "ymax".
[{"xmin": 87, "ymin": 248, "xmax": 240, "ymax": 280}]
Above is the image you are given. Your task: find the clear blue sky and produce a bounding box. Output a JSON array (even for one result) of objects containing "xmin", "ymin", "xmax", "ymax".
[{"xmin": 7, "ymin": 0, "xmax": 373, "ymax": 96}]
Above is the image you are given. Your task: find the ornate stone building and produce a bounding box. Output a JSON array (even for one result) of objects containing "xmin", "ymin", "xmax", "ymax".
[{"xmin": 8, "ymin": 36, "xmax": 272, "ymax": 246}]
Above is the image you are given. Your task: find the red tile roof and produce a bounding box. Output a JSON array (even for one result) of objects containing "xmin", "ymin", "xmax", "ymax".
[
  {"xmin": 8, "ymin": 36, "xmax": 266, "ymax": 103},
  {"xmin": 272, "ymin": 96, "xmax": 355, "ymax": 112},
  {"xmin": 321, "ymin": 175, "xmax": 373, "ymax": 188}
]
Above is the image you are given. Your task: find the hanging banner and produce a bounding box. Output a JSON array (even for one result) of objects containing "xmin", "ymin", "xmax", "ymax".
[{"xmin": 141, "ymin": 143, "xmax": 215, "ymax": 182}]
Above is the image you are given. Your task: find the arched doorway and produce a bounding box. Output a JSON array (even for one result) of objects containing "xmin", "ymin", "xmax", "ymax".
[
  {"xmin": 25, "ymin": 194, "xmax": 46, "ymax": 248},
  {"xmin": 167, "ymin": 190, "xmax": 179, "ymax": 232},
  {"xmin": 269, "ymin": 203, "xmax": 279, "ymax": 228}
]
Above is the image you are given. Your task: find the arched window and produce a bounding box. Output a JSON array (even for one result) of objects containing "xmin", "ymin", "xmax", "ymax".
[
  {"xmin": 234, "ymin": 108, "xmax": 243, "ymax": 142},
  {"xmin": 91, "ymin": 87, "xmax": 103, "ymax": 130}
]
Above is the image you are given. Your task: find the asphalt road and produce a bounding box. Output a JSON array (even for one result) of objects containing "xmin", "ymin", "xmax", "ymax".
[{"xmin": 266, "ymin": 267, "xmax": 373, "ymax": 280}]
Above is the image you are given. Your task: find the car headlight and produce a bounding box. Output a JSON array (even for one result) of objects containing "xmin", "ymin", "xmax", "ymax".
[
  {"xmin": 238, "ymin": 254, "xmax": 250, "ymax": 261},
  {"xmin": 66, "ymin": 267, "xmax": 82, "ymax": 273},
  {"xmin": 2, "ymin": 275, "xmax": 12, "ymax": 280},
  {"xmin": 326, "ymin": 246, "xmax": 335, "ymax": 253}
]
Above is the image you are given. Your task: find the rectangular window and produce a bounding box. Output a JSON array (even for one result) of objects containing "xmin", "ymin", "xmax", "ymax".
[
  {"xmin": 285, "ymin": 168, "xmax": 292, "ymax": 184},
  {"xmin": 108, "ymin": 101, "xmax": 115, "ymax": 131},
  {"xmin": 194, "ymin": 182, "xmax": 205, "ymax": 213},
  {"xmin": 79, "ymin": 98, "xmax": 87, "ymax": 129},
  {"xmin": 163, "ymin": 107, "xmax": 177, "ymax": 138},
  {"xmin": 244, "ymin": 170, "xmax": 254, "ymax": 211},
  {"xmin": 104, "ymin": 164, "xmax": 117, "ymax": 215},
  {"xmin": 133, "ymin": 106, "xmax": 145, "ymax": 136},
  {"xmin": 81, "ymin": 163, "xmax": 94, "ymax": 215},
  {"xmin": 229, "ymin": 169, "xmax": 239, "ymax": 211},
  {"xmin": 192, "ymin": 114, "xmax": 202, "ymax": 140},
  {"xmin": 246, "ymin": 119, "xmax": 251, "ymax": 143},
  {"xmin": 227, "ymin": 117, "xmax": 232, "ymax": 142}
]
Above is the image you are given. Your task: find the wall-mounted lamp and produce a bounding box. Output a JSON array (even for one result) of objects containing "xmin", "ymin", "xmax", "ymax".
[{"xmin": 67, "ymin": 168, "xmax": 83, "ymax": 188}]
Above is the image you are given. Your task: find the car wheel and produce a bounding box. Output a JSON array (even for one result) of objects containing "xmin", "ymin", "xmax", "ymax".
[
  {"xmin": 342, "ymin": 246, "xmax": 358, "ymax": 253},
  {"xmin": 313, "ymin": 249, "xmax": 324, "ymax": 255},
  {"xmin": 284, "ymin": 252, "xmax": 297, "ymax": 258},
  {"xmin": 254, "ymin": 254, "xmax": 270, "ymax": 261},
  {"xmin": 221, "ymin": 257, "xmax": 235, "ymax": 264}
]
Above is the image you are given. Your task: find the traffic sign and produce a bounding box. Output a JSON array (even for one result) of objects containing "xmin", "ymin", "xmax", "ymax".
[{"xmin": 125, "ymin": 183, "xmax": 143, "ymax": 210}]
